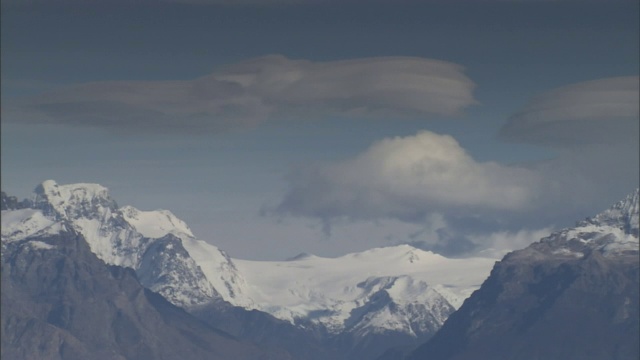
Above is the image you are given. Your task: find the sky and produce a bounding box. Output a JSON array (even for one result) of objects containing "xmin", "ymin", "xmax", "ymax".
[{"xmin": 1, "ymin": 0, "xmax": 639, "ymax": 260}]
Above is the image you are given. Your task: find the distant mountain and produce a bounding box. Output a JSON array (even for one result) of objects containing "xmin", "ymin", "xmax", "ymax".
[
  {"xmin": 0, "ymin": 226, "xmax": 288, "ymax": 360},
  {"xmin": 407, "ymin": 189, "xmax": 640, "ymax": 360},
  {"xmin": 234, "ymin": 246, "xmax": 495, "ymax": 360},
  {"xmin": 1, "ymin": 180, "xmax": 496, "ymax": 360}
]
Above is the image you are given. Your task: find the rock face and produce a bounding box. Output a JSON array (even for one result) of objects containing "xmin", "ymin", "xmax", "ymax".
[
  {"xmin": 1, "ymin": 191, "xmax": 31, "ymax": 211},
  {"xmin": 0, "ymin": 228, "xmax": 288, "ymax": 360},
  {"xmin": 408, "ymin": 189, "xmax": 640, "ymax": 360}
]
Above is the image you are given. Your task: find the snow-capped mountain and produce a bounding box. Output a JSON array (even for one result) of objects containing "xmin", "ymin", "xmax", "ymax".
[
  {"xmin": 231, "ymin": 246, "xmax": 495, "ymax": 359},
  {"xmin": 4, "ymin": 180, "xmax": 249, "ymax": 308},
  {"xmin": 1, "ymin": 181, "xmax": 497, "ymax": 359},
  {"xmin": 506, "ymin": 188, "xmax": 639, "ymax": 264},
  {"xmin": 235, "ymin": 246, "xmax": 494, "ymax": 335},
  {"xmin": 408, "ymin": 189, "xmax": 640, "ymax": 360}
]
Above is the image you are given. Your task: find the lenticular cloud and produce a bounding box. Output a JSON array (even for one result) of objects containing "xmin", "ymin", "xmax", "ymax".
[
  {"xmin": 6, "ymin": 55, "xmax": 477, "ymax": 134},
  {"xmin": 500, "ymin": 76, "xmax": 639, "ymax": 146}
]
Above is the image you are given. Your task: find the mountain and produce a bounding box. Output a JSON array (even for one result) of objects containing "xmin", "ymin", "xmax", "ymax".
[
  {"xmin": 407, "ymin": 189, "xmax": 640, "ymax": 360},
  {"xmin": 2, "ymin": 180, "xmax": 497, "ymax": 359},
  {"xmin": 29, "ymin": 180, "xmax": 248, "ymax": 308},
  {"xmin": 234, "ymin": 246, "xmax": 495, "ymax": 359},
  {"xmin": 0, "ymin": 219, "xmax": 288, "ymax": 359},
  {"xmin": 4, "ymin": 182, "xmax": 319, "ymax": 357}
]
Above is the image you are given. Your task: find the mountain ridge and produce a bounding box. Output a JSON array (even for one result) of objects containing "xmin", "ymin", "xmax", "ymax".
[
  {"xmin": 1, "ymin": 180, "xmax": 495, "ymax": 359},
  {"xmin": 406, "ymin": 188, "xmax": 639, "ymax": 360}
]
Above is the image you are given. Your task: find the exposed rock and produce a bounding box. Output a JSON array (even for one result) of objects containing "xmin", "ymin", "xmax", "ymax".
[
  {"xmin": 0, "ymin": 229, "xmax": 290, "ymax": 360},
  {"xmin": 408, "ymin": 189, "xmax": 640, "ymax": 360}
]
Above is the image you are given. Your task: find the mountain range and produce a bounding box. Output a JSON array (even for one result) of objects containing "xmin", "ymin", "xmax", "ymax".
[
  {"xmin": 1, "ymin": 180, "xmax": 495, "ymax": 359},
  {"xmin": 2, "ymin": 181, "xmax": 638, "ymax": 359}
]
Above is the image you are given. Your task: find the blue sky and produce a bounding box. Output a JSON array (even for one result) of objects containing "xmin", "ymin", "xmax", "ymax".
[{"xmin": 2, "ymin": 0, "xmax": 638, "ymax": 260}]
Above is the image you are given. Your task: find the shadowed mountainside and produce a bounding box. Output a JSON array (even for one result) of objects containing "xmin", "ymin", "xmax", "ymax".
[{"xmin": 0, "ymin": 228, "xmax": 290, "ymax": 360}]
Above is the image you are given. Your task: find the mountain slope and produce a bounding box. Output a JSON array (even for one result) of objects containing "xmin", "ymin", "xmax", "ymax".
[
  {"xmin": 0, "ymin": 224, "xmax": 288, "ymax": 360},
  {"xmin": 408, "ymin": 189, "xmax": 640, "ymax": 360}
]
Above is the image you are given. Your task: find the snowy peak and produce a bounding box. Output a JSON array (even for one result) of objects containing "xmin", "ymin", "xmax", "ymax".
[
  {"xmin": 344, "ymin": 244, "xmax": 445, "ymax": 264},
  {"xmin": 1, "ymin": 208, "xmax": 66, "ymax": 243},
  {"xmin": 33, "ymin": 180, "xmax": 117, "ymax": 221},
  {"xmin": 121, "ymin": 205, "xmax": 195, "ymax": 239},
  {"xmin": 534, "ymin": 189, "xmax": 639, "ymax": 258},
  {"xmin": 5, "ymin": 181, "xmax": 250, "ymax": 309},
  {"xmin": 586, "ymin": 188, "xmax": 639, "ymax": 236}
]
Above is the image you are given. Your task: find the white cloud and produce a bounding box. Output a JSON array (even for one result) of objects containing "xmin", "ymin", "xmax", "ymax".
[
  {"xmin": 4, "ymin": 55, "xmax": 477, "ymax": 134},
  {"xmin": 274, "ymin": 130, "xmax": 539, "ymax": 223},
  {"xmin": 500, "ymin": 76, "xmax": 639, "ymax": 146},
  {"xmin": 404, "ymin": 216, "xmax": 554, "ymax": 258},
  {"xmin": 469, "ymin": 227, "xmax": 555, "ymax": 257}
]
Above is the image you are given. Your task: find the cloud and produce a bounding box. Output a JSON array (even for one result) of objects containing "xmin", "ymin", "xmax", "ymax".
[
  {"xmin": 3, "ymin": 55, "xmax": 476, "ymax": 134},
  {"xmin": 406, "ymin": 223, "xmax": 553, "ymax": 258},
  {"xmin": 391, "ymin": 212, "xmax": 552, "ymax": 257},
  {"xmin": 269, "ymin": 76, "xmax": 638, "ymax": 256},
  {"xmin": 467, "ymin": 227, "xmax": 555, "ymax": 257},
  {"xmin": 273, "ymin": 130, "xmax": 539, "ymax": 224},
  {"xmin": 500, "ymin": 76, "xmax": 639, "ymax": 147}
]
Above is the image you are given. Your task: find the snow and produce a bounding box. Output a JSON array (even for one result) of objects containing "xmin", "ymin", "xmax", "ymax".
[
  {"xmin": 234, "ymin": 245, "xmax": 496, "ymax": 329},
  {"xmin": 1, "ymin": 209, "xmax": 61, "ymax": 242},
  {"xmin": 28, "ymin": 240, "xmax": 56, "ymax": 250},
  {"xmin": 71, "ymin": 217, "xmax": 141, "ymax": 268},
  {"xmin": 589, "ymin": 188, "xmax": 639, "ymax": 234},
  {"xmin": 555, "ymin": 221, "xmax": 638, "ymax": 256},
  {"xmin": 121, "ymin": 205, "xmax": 195, "ymax": 239},
  {"xmin": 35, "ymin": 180, "xmax": 112, "ymax": 218},
  {"xmin": 120, "ymin": 205, "xmax": 252, "ymax": 306},
  {"xmin": 551, "ymin": 248, "xmax": 585, "ymax": 258},
  {"xmin": 181, "ymin": 237, "xmax": 253, "ymax": 307},
  {"xmin": 539, "ymin": 189, "xmax": 639, "ymax": 258}
]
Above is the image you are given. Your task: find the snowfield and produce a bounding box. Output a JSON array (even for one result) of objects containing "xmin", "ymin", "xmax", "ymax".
[{"xmin": 234, "ymin": 245, "xmax": 496, "ymax": 330}]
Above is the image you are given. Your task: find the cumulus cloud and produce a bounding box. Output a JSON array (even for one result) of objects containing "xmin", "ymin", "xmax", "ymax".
[
  {"xmin": 500, "ymin": 76, "xmax": 639, "ymax": 146},
  {"xmin": 274, "ymin": 130, "xmax": 540, "ymax": 224},
  {"xmin": 4, "ymin": 55, "xmax": 476, "ymax": 134}
]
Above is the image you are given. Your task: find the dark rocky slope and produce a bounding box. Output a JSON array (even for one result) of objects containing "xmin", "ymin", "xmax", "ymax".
[
  {"xmin": 408, "ymin": 190, "xmax": 640, "ymax": 360},
  {"xmin": 0, "ymin": 229, "xmax": 290, "ymax": 360}
]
